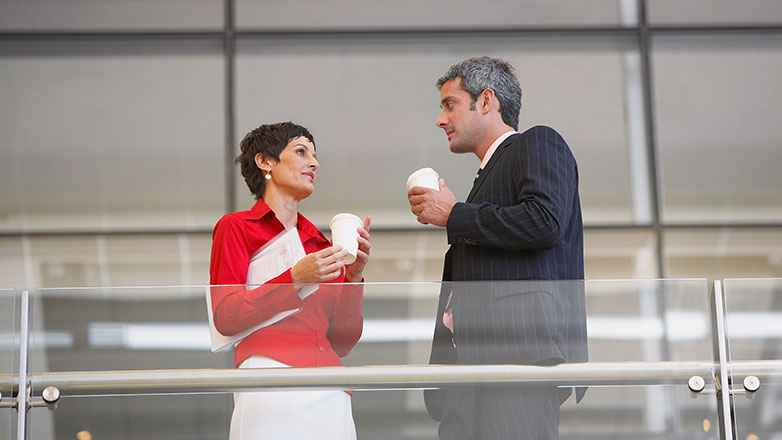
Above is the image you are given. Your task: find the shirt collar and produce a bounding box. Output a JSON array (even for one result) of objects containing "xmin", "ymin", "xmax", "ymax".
[
  {"xmin": 480, "ymin": 130, "xmax": 518, "ymax": 170},
  {"xmin": 248, "ymin": 198, "xmax": 274, "ymax": 220},
  {"xmin": 247, "ymin": 198, "xmax": 327, "ymax": 242}
]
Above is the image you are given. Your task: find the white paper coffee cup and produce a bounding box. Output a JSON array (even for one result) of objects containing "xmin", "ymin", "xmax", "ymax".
[
  {"xmin": 329, "ymin": 213, "xmax": 363, "ymax": 264},
  {"xmin": 406, "ymin": 167, "xmax": 440, "ymax": 191}
]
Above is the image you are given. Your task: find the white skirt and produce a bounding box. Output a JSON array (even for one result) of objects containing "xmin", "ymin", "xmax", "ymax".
[{"xmin": 229, "ymin": 356, "xmax": 357, "ymax": 440}]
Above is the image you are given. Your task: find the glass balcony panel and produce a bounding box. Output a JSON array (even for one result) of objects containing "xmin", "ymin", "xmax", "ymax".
[
  {"xmin": 26, "ymin": 394, "xmax": 231, "ymax": 440},
  {"xmin": 0, "ymin": 289, "xmax": 17, "ymax": 438},
  {"xmin": 723, "ymin": 278, "xmax": 782, "ymax": 440},
  {"xmin": 665, "ymin": 228, "xmax": 782, "ymax": 279},
  {"xmin": 25, "ymin": 280, "xmax": 721, "ymax": 438}
]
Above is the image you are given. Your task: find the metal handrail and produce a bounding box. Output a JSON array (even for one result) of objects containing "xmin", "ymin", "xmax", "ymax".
[
  {"xmin": 729, "ymin": 360, "xmax": 782, "ymax": 378},
  {"xmin": 1, "ymin": 361, "xmax": 722, "ymax": 396}
]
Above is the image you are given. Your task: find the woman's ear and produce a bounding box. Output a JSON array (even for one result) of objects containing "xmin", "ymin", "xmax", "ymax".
[{"xmin": 255, "ymin": 153, "xmax": 273, "ymax": 173}]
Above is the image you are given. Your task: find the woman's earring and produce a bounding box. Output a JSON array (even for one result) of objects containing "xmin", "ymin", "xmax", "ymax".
[{"xmin": 264, "ymin": 172, "xmax": 271, "ymax": 180}]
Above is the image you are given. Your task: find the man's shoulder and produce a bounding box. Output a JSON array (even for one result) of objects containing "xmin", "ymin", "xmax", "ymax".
[{"xmin": 516, "ymin": 125, "xmax": 566, "ymax": 143}]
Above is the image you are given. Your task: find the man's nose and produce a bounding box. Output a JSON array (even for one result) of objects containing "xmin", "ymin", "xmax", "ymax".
[{"xmin": 436, "ymin": 112, "xmax": 447, "ymax": 128}]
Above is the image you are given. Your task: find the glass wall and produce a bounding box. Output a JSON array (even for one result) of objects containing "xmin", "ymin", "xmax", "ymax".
[
  {"xmin": 235, "ymin": 34, "xmax": 636, "ymax": 227},
  {"xmin": 2, "ymin": 1, "xmax": 782, "ymax": 435},
  {"xmin": 0, "ymin": 289, "xmax": 17, "ymax": 439},
  {"xmin": 0, "ymin": 0, "xmax": 223, "ymax": 31},
  {"xmin": 236, "ymin": 0, "xmax": 626, "ymax": 29},
  {"xmin": 653, "ymin": 34, "xmax": 782, "ymax": 224},
  {"xmin": 0, "ymin": 40, "xmax": 225, "ymax": 233},
  {"xmin": 1, "ymin": 0, "xmax": 781, "ymax": 283},
  {"xmin": 29, "ymin": 286, "xmax": 232, "ymax": 440},
  {"xmin": 723, "ymin": 278, "xmax": 782, "ymax": 440},
  {"xmin": 16, "ymin": 280, "xmax": 723, "ymax": 439}
]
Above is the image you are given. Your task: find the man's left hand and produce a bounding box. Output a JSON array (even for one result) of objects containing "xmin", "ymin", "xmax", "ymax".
[{"xmin": 407, "ymin": 178, "xmax": 457, "ymax": 227}]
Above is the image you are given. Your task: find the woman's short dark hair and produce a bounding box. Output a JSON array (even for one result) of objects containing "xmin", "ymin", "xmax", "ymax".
[{"xmin": 235, "ymin": 121, "xmax": 315, "ymax": 200}]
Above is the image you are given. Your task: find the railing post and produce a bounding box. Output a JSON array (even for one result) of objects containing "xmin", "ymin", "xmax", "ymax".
[
  {"xmin": 16, "ymin": 290, "xmax": 30, "ymax": 440},
  {"xmin": 711, "ymin": 280, "xmax": 736, "ymax": 440}
]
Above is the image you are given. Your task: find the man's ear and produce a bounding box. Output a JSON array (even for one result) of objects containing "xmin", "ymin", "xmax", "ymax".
[
  {"xmin": 255, "ymin": 153, "xmax": 273, "ymax": 172},
  {"xmin": 479, "ymin": 89, "xmax": 497, "ymax": 115}
]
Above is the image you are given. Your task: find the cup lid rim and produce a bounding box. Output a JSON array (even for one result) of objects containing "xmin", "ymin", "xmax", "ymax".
[
  {"xmin": 329, "ymin": 213, "xmax": 362, "ymax": 228},
  {"xmin": 406, "ymin": 167, "xmax": 438, "ymax": 186}
]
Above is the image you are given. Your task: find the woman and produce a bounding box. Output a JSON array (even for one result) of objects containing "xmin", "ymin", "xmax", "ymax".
[{"xmin": 209, "ymin": 122, "xmax": 371, "ymax": 440}]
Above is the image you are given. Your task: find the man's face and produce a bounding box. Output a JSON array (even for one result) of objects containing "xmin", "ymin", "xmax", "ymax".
[{"xmin": 436, "ymin": 77, "xmax": 482, "ymax": 154}]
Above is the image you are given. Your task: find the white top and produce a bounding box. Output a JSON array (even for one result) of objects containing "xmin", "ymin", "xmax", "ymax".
[{"xmin": 480, "ymin": 130, "xmax": 518, "ymax": 170}]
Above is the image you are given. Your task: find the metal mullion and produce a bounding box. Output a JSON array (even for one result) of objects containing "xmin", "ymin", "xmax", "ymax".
[
  {"xmin": 15, "ymin": 291, "xmax": 30, "ymax": 440},
  {"xmin": 711, "ymin": 280, "xmax": 736, "ymax": 440},
  {"xmin": 223, "ymin": 0, "xmax": 236, "ymax": 214},
  {"xmin": 638, "ymin": 0, "xmax": 665, "ymax": 279}
]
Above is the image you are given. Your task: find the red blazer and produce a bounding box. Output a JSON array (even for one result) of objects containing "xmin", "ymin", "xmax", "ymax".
[{"xmin": 209, "ymin": 199, "xmax": 363, "ymax": 368}]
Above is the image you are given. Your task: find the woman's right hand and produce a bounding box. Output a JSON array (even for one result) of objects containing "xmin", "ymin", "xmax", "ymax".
[{"xmin": 290, "ymin": 245, "xmax": 351, "ymax": 284}]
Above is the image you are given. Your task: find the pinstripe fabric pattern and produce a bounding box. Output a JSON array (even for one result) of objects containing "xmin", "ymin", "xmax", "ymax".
[{"xmin": 424, "ymin": 126, "xmax": 587, "ymax": 440}]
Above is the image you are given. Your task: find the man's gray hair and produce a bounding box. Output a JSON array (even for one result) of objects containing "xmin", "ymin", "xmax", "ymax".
[{"xmin": 436, "ymin": 56, "xmax": 522, "ymax": 130}]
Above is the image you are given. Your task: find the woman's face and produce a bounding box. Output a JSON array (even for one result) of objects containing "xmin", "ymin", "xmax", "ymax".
[{"xmin": 263, "ymin": 136, "xmax": 319, "ymax": 200}]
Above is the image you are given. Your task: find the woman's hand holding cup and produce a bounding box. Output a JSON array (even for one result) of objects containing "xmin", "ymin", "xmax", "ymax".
[
  {"xmin": 344, "ymin": 215, "xmax": 372, "ymax": 283},
  {"xmin": 291, "ymin": 245, "xmax": 351, "ymax": 284}
]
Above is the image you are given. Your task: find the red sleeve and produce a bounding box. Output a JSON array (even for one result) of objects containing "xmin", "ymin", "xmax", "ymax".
[
  {"xmin": 209, "ymin": 216, "xmax": 304, "ymax": 336},
  {"xmin": 327, "ymin": 277, "xmax": 364, "ymax": 357}
]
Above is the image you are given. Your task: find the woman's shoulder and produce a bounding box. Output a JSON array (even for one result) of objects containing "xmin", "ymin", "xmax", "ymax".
[{"xmin": 213, "ymin": 210, "xmax": 251, "ymax": 233}]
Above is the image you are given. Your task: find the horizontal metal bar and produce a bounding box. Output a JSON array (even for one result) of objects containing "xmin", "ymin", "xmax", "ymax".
[
  {"xmin": 0, "ymin": 228, "xmax": 213, "ymax": 238},
  {"xmin": 729, "ymin": 360, "xmax": 782, "ymax": 378},
  {"xmin": 21, "ymin": 362, "xmax": 716, "ymax": 396},
  {"xmin": 0, "ymin": 26, "xmax": 635, "ymax": 40},
  {"xmin": 0, "ymin": 31, "xmax": 224, "ymax": 40},
  {"xmin": 2, "ymin": 24, "xmax": 782, "ymax": 41},
  {"xmin": 650, "ymin": 25, "xmax": 782, "ymax": 35},
  {"xmin": 0, "ymin": 377, "xmax": 18, "ymax": 395},
  {"xmin": 3, "ymin": 222, "xmax": 782, "ymax": 238}
]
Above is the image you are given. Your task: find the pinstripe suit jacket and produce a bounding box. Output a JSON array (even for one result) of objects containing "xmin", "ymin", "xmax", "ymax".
[{"xmin": 425, "ymin": 125, "xmax": 588, "ymax": 421}]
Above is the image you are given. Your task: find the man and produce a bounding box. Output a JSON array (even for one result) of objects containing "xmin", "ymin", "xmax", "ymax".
[{"xmin": 408, "ymin": 56, "xmax": 587, "ymax": 440}]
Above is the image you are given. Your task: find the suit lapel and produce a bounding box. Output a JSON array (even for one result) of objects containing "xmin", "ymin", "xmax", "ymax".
[{"xmin": 465, "ymin": 134, "xmax": 517, "ymax": 202}]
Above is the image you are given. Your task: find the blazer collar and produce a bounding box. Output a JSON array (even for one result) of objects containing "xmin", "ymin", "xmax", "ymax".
[{"xmin": 466, "ymin": 133, "xmax": 519, "ymax": 202}]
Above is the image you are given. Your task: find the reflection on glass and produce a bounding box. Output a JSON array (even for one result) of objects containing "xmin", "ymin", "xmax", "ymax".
[
  {"xmin": 0, "ymin": 41, "xmax": 225, "ymax": 233},
  {"xmin": 26, "ymin": 280, "xmax": 727, "ymax": 439},
  {"xmin": 424, "ymin": 281, "xmax": 587, "ymax": 439},
  {"xmin": 723, "ymin": 279, "xmax": 782, "ymax": 440},
  {"xmin": 0, "ymin": 1, "xmax": 222, "ymax": 31},
  {"xmin": 236, "ymin": 0, "xmax": 624, "ymax": 30},
  {"xmin": 0, "ymin": 289, "xmax": 16, "ymax": 439},
  {"xmin": 649, "ymin": 0, "xmax": 782, "ymax": 25},
  {"xmin": 236, "ymin": 37, "xmax": 635, "ymax": 227},
  {"xmin": 654, "ymin": 35, "xmax": 782, "ymax": 223}
]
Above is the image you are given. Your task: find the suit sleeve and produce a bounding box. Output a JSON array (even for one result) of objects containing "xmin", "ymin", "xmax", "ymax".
[
  {"xmin": 446, "ymin": 126, "xmax": 578, "ymax": 251},
  {"xmin": 209, "ymin": 216, "xmax": 305, "ymax": 336}
]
